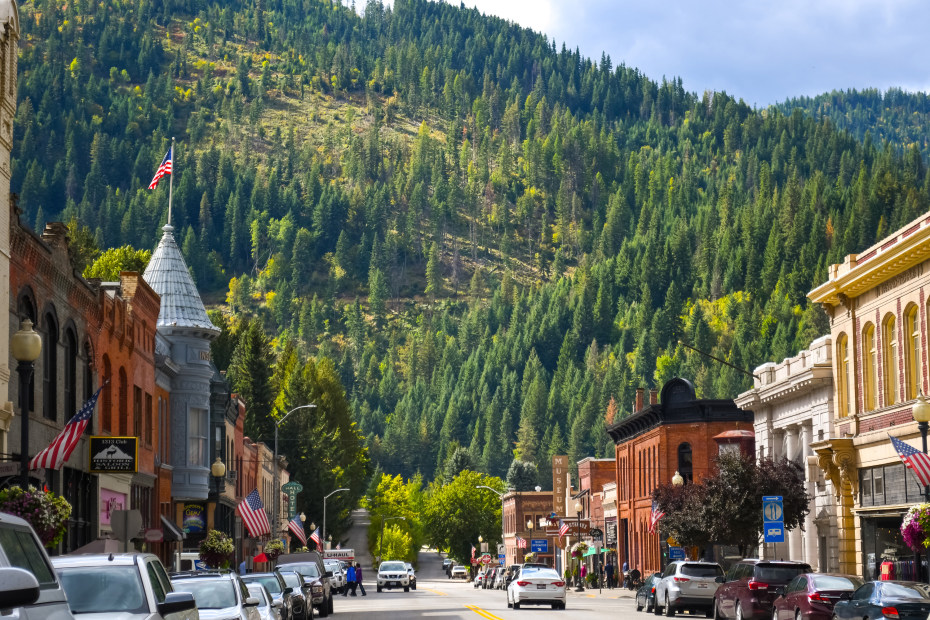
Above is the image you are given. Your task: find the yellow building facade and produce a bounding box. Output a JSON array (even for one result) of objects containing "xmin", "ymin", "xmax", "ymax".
[{"xmin": 809, "ymin": 212, "xmax": 930, "ymax": 580}]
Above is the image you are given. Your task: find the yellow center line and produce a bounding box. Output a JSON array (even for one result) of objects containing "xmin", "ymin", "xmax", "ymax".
[
  {"xmin": 424, "ymin": 588, "xmax": 448, "ymax": 596},
  {"xmin": 465, "ymin": 604, "xmax": 506, "ymax": 620}
]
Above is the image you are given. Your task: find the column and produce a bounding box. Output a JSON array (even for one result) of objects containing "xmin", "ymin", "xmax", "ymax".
[
  {"xmin": 800, "ymin": 424, "xmax": 819, "ymax": 569},
  {"xmin": 784, "ymin": 427, "xmax": 803, "ymax": 561}
]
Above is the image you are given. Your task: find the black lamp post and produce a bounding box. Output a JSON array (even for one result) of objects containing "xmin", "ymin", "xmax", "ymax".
[
  {"xmin": 12, "ymin": 318, "xmax": 42, "ymax": 487},
  {"xmin": 913, "ymin": 393, "xmax": 930, "ymax": 582},
  {"xmin": 574, "ymin": 500, "xmax": 585, "ymax": 592}
]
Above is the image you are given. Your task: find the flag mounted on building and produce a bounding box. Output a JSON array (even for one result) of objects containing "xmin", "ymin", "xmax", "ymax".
[
  {"xmin": 29, "ymin": 386, "xmax": 103, "ymax": 471},
  {"xmin": 648, "ymin": 500, "xmax": 665, "ymax": 535},
  {"xmin": 148, "ymin": 147, "xmax": 173, "ymax": 190},
  {"xmin": 558, "ymin": 519, "xmax": 570, "ymax": 542},
  {"xmin": 515, "ymin": 536, "xmax": 527, "ymax": 549},
  {"xmin": 471, "ymin": 544, "xmax": 476, "ymax": 560},
  {"xmin": 890, "ymin": 434, "xmax": 930, "ymax": 487},
  {"xmin": 287, "ymin": 515, "xmax": 307, "ymax": 546},
  {"xmin": 238, "ymin": 489, "xmax": 271, "ymax": 537},
  {"xmin": 310, "ymin": 527, "xmax": 322, "ymax": 548}
]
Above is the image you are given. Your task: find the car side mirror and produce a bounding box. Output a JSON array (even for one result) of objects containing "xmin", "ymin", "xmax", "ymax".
[
  {"xmin": 839, "ymin": 592, "xmax": 852, "ymax": 601},
  {"xmin": 157, "ymin": 591, "xmax": 197, "ymax": 616},
  {"xmin": 715, "ymin": 576, "xmax": 724, "ymax": 583},
  {"xmin": 773, "ymin": 586, "xmax": 785, "ymax": 597},
  {"xmin": 325, "ymin": 571, "xmax": 334, "ymax": 578},
  {"xmin": 244, "ymin": 596, "xmax": 260, "ymax": 607},
  {"xmin": 273, "ymin": 600, "xmax": 284, "ymax": 608},
  {"xmin": 284, "ymin": 586, "xmax": 294, "ymax": 594},
  {"xmin": 0, "ymin": 567, "xmax": 40, "ymax": 608}
]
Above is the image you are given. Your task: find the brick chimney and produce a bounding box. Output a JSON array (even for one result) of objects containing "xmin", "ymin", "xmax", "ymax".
[
  {"xmin": 649, "ymin": 389, "xmax": 658, "ymax": 405},
  {"xmin": 635, "ymin": 388, "xmax": 645, "ymax": 411}
]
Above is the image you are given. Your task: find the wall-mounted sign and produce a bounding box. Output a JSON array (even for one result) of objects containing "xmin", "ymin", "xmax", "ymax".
[
  {"xmin": 552, "ymin": 455, "xmax": 568, "ymax": 517},
  {"xmin": 89, "ymin": 436, "xmax": 138, "ymax": 473},
  {"xmin": 281, "ymin": 481, "xmax": 304, "ymax": 519},
  {"xmin": 99, "ymin": 489, "xmax": 126, "ymax": 526},
  {"xmin": 183, "ymin": 504, "xmax": 206, "ymax": 534},
  {"xmin": 605, "ymin": 520, "xmax": 617, "ymax": 545}
]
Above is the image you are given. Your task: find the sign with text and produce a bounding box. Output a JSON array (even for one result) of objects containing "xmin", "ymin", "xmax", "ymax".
[
  {"xmin": 281, "ymin": 481, "xmax": 304, "ymax": 518},
  {"xmin": 531, "ymin": 539, "xmax": 549, "ymax": 553},
  {"xmin": 552, "ymin": 455, "xmax": 568, "ymax": 517},
  {"xmin": 762, "ymin": 495, "xmax": 785, "ymax": 544},
  {"xmin": 546, "ymin": 519, "xmax": 590, "ymax": 536},
  {"xmin": 89, "ymin": 436, "xmax": 138, "ymax": 473},
  {"xmin": 605, "ymin": 520, "xmax": 617, "ymax": 545},
  {"xmin": 669, "ymin": 546, "xmax": 686, "ymax": 561}
]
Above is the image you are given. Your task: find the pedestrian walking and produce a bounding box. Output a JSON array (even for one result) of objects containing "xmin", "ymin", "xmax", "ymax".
[
  {"xmin": 355, "ymin": 562, "xmax": 367, "ymax": 596},
  {"xmin": 605, "ymin": 560, "xmax": 615, "ymax": 589},
  {"xmin": 238, "ymin": 559, "xmax": 247, "ymax": 576},
  {"xmin": 345, "ymin": 563, "xmax": 358, "ymax": 596},
  {"xmin": 579, "ymin": 563, "xmax": 587, "ymax": 588}
]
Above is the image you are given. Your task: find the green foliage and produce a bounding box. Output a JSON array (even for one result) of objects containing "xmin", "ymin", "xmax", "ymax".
[
  {"xmin": 66, "ymin": 216, "xmax": 100, "ymax": 275},
  {"xmin": 379, "ymin": 525, "xmax": 413, "ymax": 563},
  {"xmin": 367, "ymin": 473, "xmax": 424, "ymax": 563},
  {"xmin": 422, "ymin": 470, "xmax": 505, "ymax": 565},
  {"xmin": 506, "ymin": 460, "xmax": 538, "ymax": 492},
  {"xmin": 83, "ymin": 246, "xmax": 151, "ymax": 281}
]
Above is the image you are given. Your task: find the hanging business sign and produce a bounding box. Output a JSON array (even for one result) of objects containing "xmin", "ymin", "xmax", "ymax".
[
  {"xmin": 552, "ymin": 455, "xmax": 568, "ymax": 517},
  {"xmin": 281, "ymin": 481, "xmax": 303, "ymax": 519},
  {"xmin": 89, "ymin": 436, "xmax": 138, "ymax": 473}
]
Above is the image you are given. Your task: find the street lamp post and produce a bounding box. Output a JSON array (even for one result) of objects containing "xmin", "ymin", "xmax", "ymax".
[
  {"xmin": 11, "ymin": 318, "xmax": 42, "ymax": 487},
  {"xmin": 379, "ymin": 515, "xmax": 406, "ymax": 563},
  {"xmin": 476, "ymin": 485, "xmax": 505, "ymax": 564},
  {"xmin": 913, "ymin": 393, "xmax": 930, "ymax": 582},
  {"xmin": 273, "ymin": 404, "xmax": 316, "ymax": 537},
  {"xmin": 323, "ymin": 487, "xmax": 349, "ymax": 548},
  {"xmin": 574, "ymin": 500, "xmax": 585, "ymax": 592}
]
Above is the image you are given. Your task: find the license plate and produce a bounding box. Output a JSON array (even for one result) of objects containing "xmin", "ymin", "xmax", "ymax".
[
  {"xmin": 697, "ymin": 584, "xmax": 708, "ymax": 589},
  {"xmin": 537, "ymin": 584, "xmax": 546, "ymax": 590}
]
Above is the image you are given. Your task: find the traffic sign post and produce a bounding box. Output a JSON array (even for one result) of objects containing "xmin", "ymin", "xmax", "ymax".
[{"xmin": 762, "ymin": 495, "xmax": 785, "ymax": 544}]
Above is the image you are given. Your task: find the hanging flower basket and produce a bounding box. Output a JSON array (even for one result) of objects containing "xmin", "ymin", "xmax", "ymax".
[
  {"xmin": 524, "ymin": 552, "xmax": 537, "ymax": 563},
  {"xmin": 264, "ymin": 539, "xmax": 285, "ymax": 561},
  {"xmin": 0, "ymin": 485, "xmax": 71, "ymax": 548},
  {"xmin": 199, "ymin": 530, "xmax": 234, "ymax": 568},
  {"xmin": 570, "ymin": 541, "xmax": 588, "ymax": 558},
  {"xmin": 902, "ymin": 503, "xmax": 930, "ymax": 551}
]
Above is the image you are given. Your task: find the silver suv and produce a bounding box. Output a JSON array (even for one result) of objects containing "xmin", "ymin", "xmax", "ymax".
[
  {"xmin": 171, "ymin": 570, "xmax": 260, "ymax": 620},
  {"xmin": 0, "ymin": 511, "xmax": 74, "ymax": 620},
  {"xmin": 653, "ymin": 560, "xmax": 724, "ymax": 617},
  {"xmin": 52, "ymin": 553, "xmax": 198, "ymax": 620}
]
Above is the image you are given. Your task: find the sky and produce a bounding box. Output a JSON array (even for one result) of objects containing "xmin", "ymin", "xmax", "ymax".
[{"xmin": 453, "ymin": 0, "xmax": 930, "ymax": 107}]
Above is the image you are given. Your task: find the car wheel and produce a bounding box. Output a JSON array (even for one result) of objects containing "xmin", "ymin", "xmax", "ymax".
[
  {"xmin": 735, "ymin": 603, "xmax": 743, "ymax": 620},
  {"xmin": 513, "ymin": 600, "xmax": 521, "ymax": 610},
  {"xmin": 665, "ymin": 596, "xmax": 675, "ymax": 617},
  {"xmin": 654, "ymin": 597, "xmax": 663, "ymax": 615},
  {"xmin": 646, "ymin": 597, "xmax": 654, "ymax": 614},
  {"xmin": 318, "ymin": 599, "xmax": 329, "ymax": 618},
  {"xmin": 795, "ymin": 612, "xmax": 802, "ymax": 620},
  {"xmin": 328, "ymin": 595, "xmax": 334, "ymax": 615}
]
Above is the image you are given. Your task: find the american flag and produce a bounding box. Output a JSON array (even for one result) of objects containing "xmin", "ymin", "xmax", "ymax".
[
  {"xmin": 288, "ymin": 515, "xmax": 307, "ymax": 546},
  {"xmin": 238, "ymin": 489, "xmax": 271, "ymax": 537},
  {"xmin": 648, "ymin": 500, "xmax": 665, "ymax": 535},
  {"xmin": 558, "ymin": 519, "xmax": 570, "ymax": 541},
  {"xmin": 29, "ymin": 386, "xmax": 102, "ymax": 471},
  {"xmin": 148, "ymin": 147, "xmax": 173, "ymax": 190},
  {"xmin": 471, "ymin": 544, "xmax": 476, "ymax": 560},
  {"xmin": 891, "ymin": 435, "xmax": 930, "ymax": 487},
  {"xmin": 516, "ymin": 536, "xmax": 527, "ymax": 549},
  {"xmin": 310, "ymin": 527, "xmax": 322, "ymax": 548}
]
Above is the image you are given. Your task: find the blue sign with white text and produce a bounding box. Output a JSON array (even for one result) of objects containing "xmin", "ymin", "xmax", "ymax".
[
  {"xmin": 669, "ymin": 547, "xmax": 685, "ymax": 560},
  {"xmin": 762, "ymin": 495, "xmax": 785, "ymax": 543},
  {"xmin": 531, "ymin": 539, "xmax": 549, "ymax": 553}
]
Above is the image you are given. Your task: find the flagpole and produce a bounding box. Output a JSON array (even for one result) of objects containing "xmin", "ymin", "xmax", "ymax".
[{"xmin": 167, "ymin": 137, "xmax": 175, "ymax": 227}]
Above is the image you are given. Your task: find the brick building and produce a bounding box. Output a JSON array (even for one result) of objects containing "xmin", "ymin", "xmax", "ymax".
[
  {"xmin": 606, "ymin": 378, "xmax": 754, "ymax": 575},
  {"xmin": 502, "ymin": 490, "xmax": 555, "ymax": 566}
]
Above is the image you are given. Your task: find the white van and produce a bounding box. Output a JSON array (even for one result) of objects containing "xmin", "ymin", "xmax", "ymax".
[
  {"xmin": 0, "ymin": 511, "xmax": 75, "ymax": 619},
  {"xmin": 173, "ymin": 551, "xmax": 207, "ymax": 572}
]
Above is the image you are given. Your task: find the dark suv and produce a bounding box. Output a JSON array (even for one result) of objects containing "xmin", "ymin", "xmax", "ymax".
[
  {"xmin": 277, "ymin": 552, "xmax": 333, "ymax": 617},
  {"xmin": 242, "ymin": 570, "xmax": 300, "ymax": 620},
  {"xmin": 713, "ymin": 560, "xmax": 812, "ymax": 620}
]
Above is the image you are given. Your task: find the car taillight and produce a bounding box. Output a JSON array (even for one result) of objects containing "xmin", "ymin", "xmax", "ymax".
[
  {"xmin": 651, "ymin": 587, "xmax": 656, "ymax": 593},
  {"xmin": 747, "ymin": 581, "xmax": 769, "ymax": 591},
  {"xmin": 808, "ymin": 592, "xmax": 830, "ymax": 604},
  {"xmin": 674, "ymin": 577, "xmax": 690, "ymax": 583},
  {"xmin": 881, "ymin": 607, "xmax": 899, "ymax": 619},
  {"xmin": 517, "ymin": 581, "xmax": 532, "ymax": 587},
  {"xmin": 552, "ymin": 581, "xmax": 565, "ymax": 587}
]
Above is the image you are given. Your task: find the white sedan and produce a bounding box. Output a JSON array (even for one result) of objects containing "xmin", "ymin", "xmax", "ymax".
[{"xmin": 506, "ymin": 566, "xmax": 566, "ymax": 610}]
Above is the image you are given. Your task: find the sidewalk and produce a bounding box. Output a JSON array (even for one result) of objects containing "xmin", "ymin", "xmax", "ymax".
[{"xmin": 566, "ymin": 584, "xmax": 636, "ymax": 599}]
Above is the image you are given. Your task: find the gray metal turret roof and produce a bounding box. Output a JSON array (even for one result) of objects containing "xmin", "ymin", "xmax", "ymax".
[{"xmin": 143, "ymin": 224, "xmax": 219, "ymax": 335}]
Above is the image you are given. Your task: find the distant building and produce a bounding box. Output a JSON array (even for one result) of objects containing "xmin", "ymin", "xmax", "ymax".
[{"xmin": 502, "ymin": 490, "xmax": 555, "ymax": 566}]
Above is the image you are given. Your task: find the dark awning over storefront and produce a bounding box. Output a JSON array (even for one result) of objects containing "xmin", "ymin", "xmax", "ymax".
[{"xmin": 161, "ymin": 515, "xmax": 185, "ymax": 541}]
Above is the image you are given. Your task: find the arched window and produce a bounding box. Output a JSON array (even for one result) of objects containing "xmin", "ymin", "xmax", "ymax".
[
  {"xmin": 883, "ymin": 313, "xmax": 899, "ymax": 406},
  {"xmin": 118, "ymin": 367, "xmax": 128, "ymax": 436},
  {"xmin": 677, "ymin": 442, "xmax": 693, "ymax": 483},
  {"xmin": 102, "ymin": 355, "xmax": 112, "ymax": 432},
  {"xmin": 906, "ymin": 304, "xmax": 921, "ymax": 400},
  {"xmin": 16, "ymin": 294, "xmax": 37, "ymax": 414},
  {"xmin": 63, "ymin": 328, "xmax": 77, "ymax": 420},
  {"xmin": 864, "ymin": 323, "xmax": 877, "ymax": 411},
  {"xmin": 42, "ymin": 310, "xmax": 59, "ymax": 421},
  {"xmin": 837, "ymin": 333, "xmax": 852, "ymax": 416}
]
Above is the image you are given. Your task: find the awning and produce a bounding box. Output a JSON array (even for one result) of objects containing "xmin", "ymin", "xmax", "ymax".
[{"xmin": 161, "ymin": 515, "xmax": 186, "ymax": 541}]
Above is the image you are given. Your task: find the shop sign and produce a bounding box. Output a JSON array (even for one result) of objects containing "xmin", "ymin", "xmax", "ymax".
[
  {"xmin": 605, "ymin": 520, "xmax": 617, "ymax": 545},
  {"xmin": 100, "ymin": 489, "xmax": 126, "ymax": 526},
  {"xmin": 183, "ymin": 504, "xmax": 206, "ymax": 534},
  {"xmin": 552, "ymin": 455, "xmax": 568, "ymax": 516},
  {"xmin": 89, "ymin": 436, "xmax": 138, "ymax": 473},
  {"xmin": 144, "ymin": 528, "xmax": 164, "ymax": 542},
  {"xmin": 281, "ymin": 481, "xmax": 303, "ymax": 519}
]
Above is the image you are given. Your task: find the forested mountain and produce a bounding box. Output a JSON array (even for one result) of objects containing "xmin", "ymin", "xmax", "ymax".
[{"xmin": 12, "ymin": 0, "xmax": 930, "ymax": 485}]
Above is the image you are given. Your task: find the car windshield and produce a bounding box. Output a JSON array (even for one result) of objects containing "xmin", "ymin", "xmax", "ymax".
[
  {"xmin": 882, "ymin": 583, "xmax": 930, "ymax": 600},
  {"xmin": 58, "ymin": 566, "xmax": 148, "ymax": 614},
  {"xmin": 381, "ymin": 562, "xmax": 406, "ymax": 572},
  {"xmin": 246, "ymin": 584, "xmax": 270, "ymax": 607},
  {"xmin": 244, "ymin": 575, "xmax": 282, "ymax": 595},
  {"xmin": 811, "ymin": 575, "xmax": 861, "ymax": 590},
  {"xmin": 756, "ymin": 564, "xmax": 812, "ymax": 582},
  {"xmin": 173, "ymin": 578, "xmax": 238, "ymax": 609},
  {"xmin": 280, "ymin": 572, "xmax": 303, "ymax": 588},
  {"xmin": 284, "ymin": 563, "xmax": 321, "ymax": 578},
  {"xmin": 681, "ymin": 564, "xmax": 724, "ymax": 577}
]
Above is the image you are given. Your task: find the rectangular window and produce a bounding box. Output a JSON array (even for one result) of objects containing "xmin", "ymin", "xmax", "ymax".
[
  {"xmin": 872, "ymin": 468, "xmax": 884, "ymax": 502},
  {"xmin": 188, "ymin": 407, "xmax": 207, "ymax": 467},
  {"xmin": 133, "ymin": 386, "xmax": 142, "ymax": 438},
  {"xmin": 145, "ymin": 393, "xmax": 153, "ymax": 446}
]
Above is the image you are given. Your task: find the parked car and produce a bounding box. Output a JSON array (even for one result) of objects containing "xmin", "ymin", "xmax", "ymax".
[
  {"xmin": 473, "ymin": 568, "xmax": 486, "ymax": 588},
  {"xmin": 246, "ymin": 583, "xmax": 282, "ymax": 620},
  {"xmin": 0, "ymin": 511, "xmax": 75, "ymax": 620},
  {"xmin": 53, "ymin": 553, "xmax": 198, "ymax": 620},
  {"xmin": 442, "ymin": 558, "xmax": 453, "ymax": 572},
  {"xmin": 170, "ymin": 570, "xmax": 260, "ymax": 620},
  {"xmin": 276, "ymin": 552, "xmax": 333, "ymax": 617},
  {"xmin": 636, "ymin": 572, "xmax": 664, "ymax": 613},
  {"xmin": 451, "ymin": 565, "xmax": 468, "ymax": 579},
  {"xmin": 278, "ymin": 569, "xmax": 325, "ymax": 618},
  {"xmin": 377, "ymin": 560, "xmax": 410, "ymax": 592},
  {"xmin": 485, "ymin": 567, "xmax": 501, "ymax": 589},
  {"xmin": 506, "ymin": 565, "xmax": 567, "ymax": 610},
  {"xmin": 832, "ymin": 581, "xmax": 930, "ymax": 620},
  {"xmin": 405, "ymin": 563, "xmax": 417, "ymax": 590},
  {"xmin": 653, "ymin": 560, "xmax": 723, "ymax": 617},
  {"xmin": 241, "ymin": 571, "xmax": 299, "ymax": 620},
  {"xmin": 712, "ymin": 560, "xmax": 812, "ymax": 620},
  {"xmin": 772, "ymin": 573, "xmax": 862, "ymax": 620},
  {"xmin": 324, "ymin": 559, "xmax": 346, "ymax": 594}
]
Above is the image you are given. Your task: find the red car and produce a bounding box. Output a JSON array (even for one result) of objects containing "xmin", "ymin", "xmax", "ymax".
[
  {"xmin": 772, "ymin": 573, "xmax": 863, "ymax": 620},
  {"xmin": 713, "ymin": 560, "xmax": 812, "ymax": 620}
]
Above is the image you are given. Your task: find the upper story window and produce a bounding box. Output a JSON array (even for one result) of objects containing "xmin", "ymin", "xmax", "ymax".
[
  {"xmin": 863, "ymin": 323, "xmax": 877, "ymax": 411},
  {"xmin": 677, "ymin": 443, "xmax": 693, "ymax": 483},
  {"xmin": 63, "ymin": 328, "xmax": 77, "ymax": 420},
  {"xmin": 189, "ymin": 407, "xmax": 208, "ymax": 468},
  {"xmin": 883, "ymin": 313, "xmax": 899, "ymax": 406},
  {"xmin": 118, "ymin": 367, "xmax": 128, "ymax": 436},
  {"xmin": 42, "ymin": 311, "xmax": 59, "ymax": 421},
  {"xmin": 102, "ymin": 355, "xmax": 112, "ymax": 433},
  {"xmin": 837, "ymin": 333, "xmax": 852, "ymax": 417},
  {"xmin": 906, "ymin": 304, "xmax": 922, "ymax": 400}
]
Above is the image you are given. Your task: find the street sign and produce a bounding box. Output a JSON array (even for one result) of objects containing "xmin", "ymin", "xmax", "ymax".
[
  {"xmin": 590, "ymin": 528, "xmax": 603, "ymax": 539},
  {"xmin": 666, "ymin": 536, "xmax": 678, "ymax": 547},
  {"xmin": 669, "ymin": 546, "xmax": 685, "ymax": 560},
  {"xmin": 531, "ymin": 539, "xmax": 549, "ymax": 553},
  {"xmin": 762, "ymin": 495, "xmax": 785, "ymax": 544},
  {"xmin": 282, "ymin": 481, "xmax": 303, "ymax": 519}
]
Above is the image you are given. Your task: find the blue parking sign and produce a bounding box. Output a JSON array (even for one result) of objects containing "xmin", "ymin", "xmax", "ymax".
[{"xmin": 762, "ymin": 496, "xmax": 784, "ymax": 543}]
